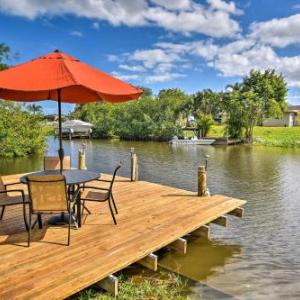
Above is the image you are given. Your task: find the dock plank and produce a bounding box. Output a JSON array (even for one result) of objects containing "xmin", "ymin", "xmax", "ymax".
[{"xmin": 0, "ymin": 173, "xmax": 246, "ymax": 299}]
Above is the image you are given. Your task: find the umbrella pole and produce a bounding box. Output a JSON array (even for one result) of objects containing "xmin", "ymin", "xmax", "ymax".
[{"xmin": 57, "ymin": 89, "xmax": 64, "ymax": 173}]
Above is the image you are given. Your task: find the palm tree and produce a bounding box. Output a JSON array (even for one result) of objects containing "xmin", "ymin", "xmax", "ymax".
[{"xmin": 27, "ymin": 104, "xmax": 43, "ymax": 115}]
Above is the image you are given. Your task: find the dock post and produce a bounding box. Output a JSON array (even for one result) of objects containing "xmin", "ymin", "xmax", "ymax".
[
  {"xmin": 198, "ymin": 166, "xmax": 207, "ymax": 196},
  {"xmin": 130, "ymin": 147, "xmax": 138, "ymax": 181},
  {"xmin": 97, "ymin": 275, "xmax": 118, "ymax": 296},
  {"xmin": 78, "ymin": 144, "xmax": 87, "ymax": 170}
]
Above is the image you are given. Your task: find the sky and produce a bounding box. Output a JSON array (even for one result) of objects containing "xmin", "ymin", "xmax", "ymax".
[{"xmin": 1, "ymin": 0, "xmax": 300, "ymax": 114}]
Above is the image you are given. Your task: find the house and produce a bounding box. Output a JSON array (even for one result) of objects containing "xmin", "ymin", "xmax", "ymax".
[{"xmin": 263, "ymin": 105, "xmax": 299, "ymax": 127}]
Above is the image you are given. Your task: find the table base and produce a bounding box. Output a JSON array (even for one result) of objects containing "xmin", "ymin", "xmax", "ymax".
[{"xmin": 48, "ymin": 213, "xmax": 77, "ymax": 226}]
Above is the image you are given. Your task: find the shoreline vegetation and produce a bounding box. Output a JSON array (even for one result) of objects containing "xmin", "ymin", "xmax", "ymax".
[
  {"xmin": 0, "ymin": 43, "xmax": 295, "ymax": 156},
  {"xmin": 73, "ymin": 269, "xmax": 190, "ymax": 300},
  {"xmin": 207, "ymin": 125, "xmax": 300, "ymax": 148}
]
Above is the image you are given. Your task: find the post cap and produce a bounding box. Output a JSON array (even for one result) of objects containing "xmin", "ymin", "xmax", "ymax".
[{"xmin": 198, "ymin": 165, "xmax": 206, "ymax": 171}]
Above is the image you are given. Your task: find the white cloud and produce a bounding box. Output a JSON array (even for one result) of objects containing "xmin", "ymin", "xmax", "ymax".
[
  {"xmin": 292, "ymin": 4, "xmax": 300, "ymax": 10},
  {"xmin": 119, "ymin": 64, "xmax": 146, "ymax": 72},
  {"xmin": 207, "ymin": 0, "xmax": 243, "ymax": 15},
  {"xmin": 192, "ymin": 41, "xmax": 300, "ymax": 88},
  {"xmin": 0, "ymin": 0, "xmax": 242, "ymax": 37},
  {"xmin": 111, "ymin": 71, "xmax": 139, "ymax": 81},
  {"xmin": 70, "ymin": 30, "xmax": 83, "ymax": 37},
  {"xmin": 145, "ymin": 4, "xmax": 240, "ymax": 37},
  {"xmin": 145, "ymin": 72, "xmax": 185, "ymax": 83},
  {"xmin": 112, "ymin": 25, "xmax": 300, "ymax": 87},
  {"xmin": 150, "ymin": 0, "xmax": 192, "ymax": 10},
  {"xmin": 107, "ymin": 54, "xmax": 121, "ymax": 62},
  {"xmin": 131, "ymin": 48, "xmax": 182, "ymax": 68},
  {"xmin": 250, "ymin": 14, "xmax": 300, "ymax": 47},
  {"xmin": 92, "ymin": 22, "xmax": 100, "ymax": 30},
  {"xmin": 111, "ymin": 70, "xmax": 185, "ymax": 84},
  {"xmin": 109, "ymin": 44, "xmax": 190, "ymax": 83}
]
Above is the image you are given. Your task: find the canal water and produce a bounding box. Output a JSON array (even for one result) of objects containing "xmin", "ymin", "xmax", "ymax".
[{"xmin": 1, "ymin": 137, "xmax": 300, "ymax": 299}]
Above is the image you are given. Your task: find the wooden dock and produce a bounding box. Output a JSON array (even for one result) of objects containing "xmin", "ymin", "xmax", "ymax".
[{"xmin": 0, "ymin": 173, "xmax": 246, "ymax": 299}]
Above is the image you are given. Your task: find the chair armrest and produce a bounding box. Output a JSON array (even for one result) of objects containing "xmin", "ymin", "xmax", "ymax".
[
  {"xmin": 0, "ymin": 189, "xmax": 27, "ymax": 202},
  {"xmin": 96, "ymin": 179, "xmax": 111, "ymax": 183},
  {"xmin": 80, "ymin": 186, "xmax": 110, "ymax": 192},
  {"xmin": 4, "ymin": 181, "xmax": 23, "ymax": 188}
]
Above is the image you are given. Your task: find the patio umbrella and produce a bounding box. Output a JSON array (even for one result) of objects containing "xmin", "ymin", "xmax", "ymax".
[{"xmin": 0, "ymin": 50, "xmax": 142, "ymax": 171}]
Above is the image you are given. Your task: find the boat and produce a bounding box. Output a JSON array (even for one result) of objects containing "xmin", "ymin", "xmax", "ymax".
[
  {"xmin": 170, "ymin": 136, "xmax": 216, "ymax": 145},
  {"xmin": 55, "ymin": 119, "xmax": 94, "ymax": 139}
]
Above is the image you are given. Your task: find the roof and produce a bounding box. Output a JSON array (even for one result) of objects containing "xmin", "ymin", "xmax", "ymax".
[
  {"xmin": 288, "ymin": 105, "xmax": 300, "ymax": 111},
  {"xmin": 62, "ymin": 119, "xmax": 93, "ymax": 128}
]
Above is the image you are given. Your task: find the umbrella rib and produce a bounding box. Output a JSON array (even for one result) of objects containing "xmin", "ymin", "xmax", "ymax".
[{"xmin": 62, "ymin": 61, "xmax": 79, "ymax": 86}]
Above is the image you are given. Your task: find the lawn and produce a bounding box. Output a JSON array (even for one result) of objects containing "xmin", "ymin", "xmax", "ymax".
[
  {"xmin": 184, "ymin": 125, "xmax": 300, "ymax": 147},
  {"xmin": 253, "ymin": 126, "xmax": 300, "ymax": 147}
]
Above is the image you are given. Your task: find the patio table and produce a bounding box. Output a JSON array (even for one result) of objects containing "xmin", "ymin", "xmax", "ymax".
[{"xmin": 21, "ymin": 169, "xmax": 100, "ymax": 228}]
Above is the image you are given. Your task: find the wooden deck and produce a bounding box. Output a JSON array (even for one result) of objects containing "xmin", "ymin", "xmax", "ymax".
[{"xmin": 0, "ymin": 173, "xmax": 246, "ymax": 299}]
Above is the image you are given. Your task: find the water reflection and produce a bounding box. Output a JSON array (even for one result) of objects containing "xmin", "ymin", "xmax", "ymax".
[{"xmin": 159, "ymin": 238, "xmax": 241, "ymax": 281}]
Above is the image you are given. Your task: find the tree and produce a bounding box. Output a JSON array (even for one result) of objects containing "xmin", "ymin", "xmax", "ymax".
[
  {"xmin": 224, "ymin": 69, "xmax": 288, "ymax": 141},
  {"xmin": 0, "ymin": 101, "xmax": 48, "ymax": 157},
  {"xmin": 72, "ymin": 102, "xmax": 114, "ymax": 138},
  {"xmin": 138, "ymin": 86, "xmax": 153, "ymax": 97},
  {"xmin": 27, "ymin": 104, "xmax": 43, "ymax": 115},
  {"xmin": 223, "ymin": 83, "xmax": 246, "ymax": 139},
  {"xmin": 0, "ymin": 43, "xmax": 10, "ymax": 71},
  {"xmin": 242, "ymin": 69, "xmax": 287, "ymax": 122},
  {"xmin": 71, "ymin": 88, "xmax": 186, "ymax": 141},
  {"xmin": 193, "ymin": 89, "xmax": 222, "ymax": 116},
  {"xmin": 195, "ymin": 112, "xmax": 214, "ymax": 138}
]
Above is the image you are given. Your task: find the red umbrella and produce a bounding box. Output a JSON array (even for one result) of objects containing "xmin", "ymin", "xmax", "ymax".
[{"xmin": 0, "ymin": 50, "xmax": 143, "ymax": 170}]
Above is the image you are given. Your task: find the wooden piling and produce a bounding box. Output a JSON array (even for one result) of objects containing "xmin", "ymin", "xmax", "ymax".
[
  {"xmin": 211, "ymin": 216, "xmax": 228, "ymax": 227},
  {"xmin": 138, "ymin": 253, "xmax": 158, "ymax": 271},
  {"xmin": 78, "ymin": 145, "xmax": 87, "ymax": 170},
  {"xmin": 228, "ymin": 207, "xmax": 244, "ymax": 218},
  {"xmin": 168, "ymin": 238, "xmax": 187, "ymax": 254},
  {"xmin": 198, "ymin": 166, "xmax": 207, "ymax": 196},
  {"xmin": 130, "ymin": 148, "xmax": 138, "ymax": 181},
  {"xmin": 97, "ymin": 275, "xmax": 118, "ymax": 296},
  {"xmin": 190, "ymin": 225, "xmax": 210, "ymax": 239}
]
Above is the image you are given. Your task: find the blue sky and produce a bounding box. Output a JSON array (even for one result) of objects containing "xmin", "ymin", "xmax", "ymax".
[{"xmin": 1, "ymin": 0, "xmax": 300, "ymax": 113}]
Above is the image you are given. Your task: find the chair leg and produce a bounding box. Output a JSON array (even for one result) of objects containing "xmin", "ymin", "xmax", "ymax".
[
  {"xmin": 67, "ymin": 212, "xmax": 71, "ymax": 246},
  {"xmin": 0, "ymin": 206, "xmax": 6, "ymax": 220},
  {"xmin": 28, "ymin": 212, "xmax": 31, "ymax": 247},
  {"xmin": 108, "ymin": 198, "xmax": 117, "ymax": 225},
  {"xmin": 22, "ymin": 203, "xmax": 29, "ymax": 231},
  {"xmin": 37, "ymin": 214, "xmax": 43, "ymax": 229},
  {"xmin": 111, "ymin": 193, "xmax": 118, "ymax": 214},
  {"xmin": 81, "ymin": 200, "xmax": 91, "ymax": 216}
]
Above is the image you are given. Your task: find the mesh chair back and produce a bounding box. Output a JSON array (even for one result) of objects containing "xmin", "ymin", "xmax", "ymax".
[
  {"xmin": 0, "ymin": 176, "xmax": 6, "ymax": 200},
  {"xmin": 27, "ymin": 175, "xmax": 68, "ymax": 213},
  {"xmin": 44, "ymin": 156, "xmax": 71, "ymax": 170},
  {"xmin": 109, "ymin": 164, "xmax": 122, "ymax": 191}
]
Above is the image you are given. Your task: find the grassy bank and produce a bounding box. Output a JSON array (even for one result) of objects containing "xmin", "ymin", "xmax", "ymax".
[
  {"xmin": 252, "ymin": 126, "xmax": 300, "ymax": 147},
  {"xmin": 184, "ymin": 125, "xmax": 300, "ymax": 147},
  {"xmin": 74, "ymin": 270, "xmax": 190, "ymax": 300}
]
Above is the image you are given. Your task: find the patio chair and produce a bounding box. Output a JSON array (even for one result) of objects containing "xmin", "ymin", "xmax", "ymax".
[
  {"xmin": 0, "ymin": 176, "xmax": 29, "ymax": 229},
  {"xmin": 44, "ymin": 156, "xmax": 71, "ymax": 170},
  {"xmin": 27, "ymin": 175, "xmax": 78, "ymax": 246},
  {"xmin": 80, "ymin": 164, "xmax": 121, "ymax": 225}
]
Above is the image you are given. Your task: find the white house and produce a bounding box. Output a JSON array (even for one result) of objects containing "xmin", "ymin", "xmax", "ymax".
[{"xmin": 263, "ymin": 106, "xmax": 299, "ymax": 127}]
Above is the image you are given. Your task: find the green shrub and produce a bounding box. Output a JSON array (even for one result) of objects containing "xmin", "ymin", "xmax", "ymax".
[{"xmin": 0, "ymin": 101, "xmax": 48, "ymax": 157}]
